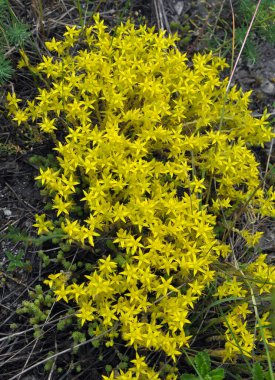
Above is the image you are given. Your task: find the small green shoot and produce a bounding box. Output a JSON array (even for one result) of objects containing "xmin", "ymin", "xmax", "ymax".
[
  {"xmin": 5, "ymin": 250, "xmax": 27, "ymax": 272},
  {"xmin": 0, "ymin": 53, "xmax": 14, "ymax": 83},
  {"xmin": 0, "ymin": 0, "xmax": 31, "ymax": 84}
]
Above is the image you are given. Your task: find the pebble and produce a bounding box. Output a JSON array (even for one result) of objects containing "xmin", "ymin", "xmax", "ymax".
[
  {"xmin": 260, "ymin": 80, "xmax": 275, "ymax": 95},
  {"xmin": 3, "ymin": 209, "xmax": 12, "ymax": 217}
]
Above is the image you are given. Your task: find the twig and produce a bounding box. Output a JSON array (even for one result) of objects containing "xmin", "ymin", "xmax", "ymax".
[
  {"xmin": 152, "ymin": 0, "xmax": 171, "ymax": 33},
  {"xmin": 5, "ymin": 182, "xmax": 38, "ymax": 212},
  {"xmin": 226, "ymin": 0, "xmax": 262, "ymax": 92},
  {"xmin": 8, "ymin": 325, "xmax": 116, "ymax": 380}
]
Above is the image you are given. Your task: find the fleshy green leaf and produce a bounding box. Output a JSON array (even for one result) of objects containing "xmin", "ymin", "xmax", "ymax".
[
  {"xmin": 180, "ymin": 375, "xmax": 199, "ymax": 380},
  {"xmin": 252, "ymin": 363, "xmax": 265, "ymax": 380},
  {"xmin": 194, "ymin": 352, "xmax": 211, "ymax": 376},
  {"xmin": 208, "ymin": 368, "xmax": 225, "ymax": 380}
]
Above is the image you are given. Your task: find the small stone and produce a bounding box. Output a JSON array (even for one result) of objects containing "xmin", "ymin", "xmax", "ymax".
[
  {"xmin": 261, "ymin": 80, "xmax": 275, "ymax": 95},
  {"xmin": 174, "ymin": 1, "xmax": 184, "ymax": 15},
  {"xmin": 3, "ymin": 209, "xmax": 12, "ymax": 217}
]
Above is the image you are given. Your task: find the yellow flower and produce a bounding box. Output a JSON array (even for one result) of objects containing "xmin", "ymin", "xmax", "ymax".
[
  {"xmin": 99, "ymin": 303, "xmax": 118, "ymax": 327},
  {"xmin": 12, "ymin": 109, "xmax": 28, "ymax": 125},
  {"xmin": 155, "ymin": 276, "xmax": 178, "ymax": 298},
  {"xmin": 98, "ymin": 255, "xmax": 117, "ymax": 276},
  {"xmin": 52, "ymin": 195, "xmax": 73, "ymax": 216},
  {"xmin": 6, "ymin": 92, "xmax": 21, "ymax": 108},
  {"xmin": 214, "ymin": 277, "xmax": 248, "ymax": 299},
  {"xmin": 33, "ymin": 214, "xmax": 54, "ymax": 235},
  {"xmin": 130, "ymin": 353, "xmax": 150, "ymax": 377},
  {"xmin": 240, "ymin": 229, "xmax": 263, "ymax": 247},
  {"xmin": 45, "ymin": 37, "xmax": 63, "ymax": 53},
  {"xmin": 68, "ymin": 283, "xmax": 86, "ymax": 302},
  {"xmin": 38, "ymin": 117, "xmax": 57, "ymax": 133},
  {"xmin": 76, "ymin": 301, "xmax": 96, "ymax": 325},
  {"xmin": 190, "ymin": 176, "xmax": 206, "ymax": 193},
  {"xmin": 43, "ymin": 273, "xmax": 63, "ymax": 288},
  {"xmin": 54, "ymin": 284, "xmax": 70, "ymax": 303}
]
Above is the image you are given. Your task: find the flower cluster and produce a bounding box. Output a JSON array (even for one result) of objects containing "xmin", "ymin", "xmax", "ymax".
[
  {"xmin": 223, "ymin": 303, "xmax": 274, "ymax": 361},
  {"xmin": 247, "ymin": 254, "xmax": 275, "ymax": 294},
  {"xmin": 102, "ymin": 353, "xmax": 162, "ymax": 380},
  {"xmin": 214, "ymin": 254, "xmax": 275, "ymax": 361},
  {"xmin": 7, "ymin": 14, "xmax": 275, "ymax": 377}
]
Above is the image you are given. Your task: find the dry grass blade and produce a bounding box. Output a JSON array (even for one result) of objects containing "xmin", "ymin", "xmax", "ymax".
[
  {"xmin": 152, "ymin": 0, "xmax": 171, "ymax": 33},
  {"xmin": 8, "ymin": 326, "xmax": 116, "ymax": 380},
  {"xmin": 226, "ymin": 0, "xmax": 263, "ymax": 91}
]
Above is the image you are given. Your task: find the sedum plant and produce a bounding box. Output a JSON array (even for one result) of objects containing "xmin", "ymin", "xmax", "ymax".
[{"xmin": 7, "ymin": 14, "xmax": 275, "ymax": 378}]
